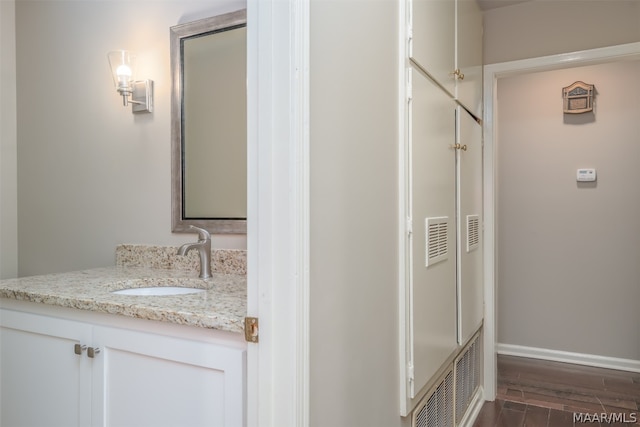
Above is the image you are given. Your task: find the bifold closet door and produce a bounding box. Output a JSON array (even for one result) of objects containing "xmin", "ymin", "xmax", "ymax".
[
  {"xmin": 410, "ymin": 0, "xmax": 455, "ymax": 96},
  {"xmin": 407, "ymin": 67, "xmax": 457, "ymax": 398},
  {"xmin": 456, "ymin": 106, "xmax": 483, "ymax": 344}
]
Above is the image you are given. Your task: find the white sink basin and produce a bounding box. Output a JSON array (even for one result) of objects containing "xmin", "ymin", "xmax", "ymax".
[
  {"xmin": 110, "ymin": 278, "xmax": 207, "ymax": 296},
  {"xmin": 112, "ymin": 286, "xmax": 206, "ymax": 296}
]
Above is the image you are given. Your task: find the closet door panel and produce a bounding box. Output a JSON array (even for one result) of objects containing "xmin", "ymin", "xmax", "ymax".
[
  {"xmin": 457, "ymin": 106, "xmax": 483, "ymax": 344},
  {"xmin": 410, "ymin": 0, "xmax": 455, "ymax": 96},
  {"xmin": 408, "ymin": 68, "xmax": 457, "ymax": 398},
  {"xmin": 455, "ymin": 0, "xmax": 483, "ymax": 117}
]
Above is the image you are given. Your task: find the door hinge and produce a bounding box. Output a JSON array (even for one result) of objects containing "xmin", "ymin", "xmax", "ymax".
[
  {"xmin": 407, "ymin": 362, "xmax": 414, "ymax": 381},
  {"xmin": 407, "ymin": 362, "xmax": 415, "ymax": 398},
  {"xmin": 244, "ymin": 317, "xmax": 259, "ymax": 343}
]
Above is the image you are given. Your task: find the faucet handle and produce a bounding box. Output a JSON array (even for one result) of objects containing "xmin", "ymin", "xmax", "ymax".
[{"xmin": 189, "ymin": 225, "xmax": 211, "ymax": 242}]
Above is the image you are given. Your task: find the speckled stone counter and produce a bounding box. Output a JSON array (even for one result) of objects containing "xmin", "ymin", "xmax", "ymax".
[{"xmin": 0, "ymin": 245, "xmax": 247, "ymax": 334}]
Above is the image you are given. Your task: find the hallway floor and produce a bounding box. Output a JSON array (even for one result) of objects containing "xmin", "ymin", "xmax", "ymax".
[{"xmin": 473, "ymin": 355, "xmax": 640, "ymax": 426}]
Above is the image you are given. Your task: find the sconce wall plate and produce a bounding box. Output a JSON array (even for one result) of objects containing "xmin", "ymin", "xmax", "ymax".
[
  {"xmin": 563, "ymin": 81, "xmax": 594, "ymax": 114},
  {"xmin": 131, "ymin": 80, "xmax": 153, "ymax": 113}
]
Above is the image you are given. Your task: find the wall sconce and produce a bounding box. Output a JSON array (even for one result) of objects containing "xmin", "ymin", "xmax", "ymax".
[{"xmin": 107, "ymin": 50, "xmax": 153, "ymax": 113}]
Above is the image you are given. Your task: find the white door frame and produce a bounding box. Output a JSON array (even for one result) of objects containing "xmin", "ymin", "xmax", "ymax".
[
  {"xmin": 482, "ymin": 41, "xmax": 640, "ymax": 400},
  {"xmin": 246, "ymin": 0, "xmax": 310, "ymax": 425}
]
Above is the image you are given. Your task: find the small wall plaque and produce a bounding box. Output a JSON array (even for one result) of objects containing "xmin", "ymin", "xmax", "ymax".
[{"xmin": 563, "ymin": 81, "xmax": 594, "ymax": 114}]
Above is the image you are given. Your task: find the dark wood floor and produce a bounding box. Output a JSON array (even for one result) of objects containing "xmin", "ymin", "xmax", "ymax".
[{"xmin": 473, "ymin": 355, "xmax": 640, "ymax": 427}]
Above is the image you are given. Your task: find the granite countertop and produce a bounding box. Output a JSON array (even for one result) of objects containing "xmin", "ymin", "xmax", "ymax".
[{"xmin": 0, "ymin": 266, "xmax": 247, "ymax": 334}]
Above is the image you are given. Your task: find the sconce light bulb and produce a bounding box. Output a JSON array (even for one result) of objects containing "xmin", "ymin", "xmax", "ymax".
[
  {"xmin": 108, "ymin": 50, "xmax": 137, "ymax": 95},
  {"xmin": 107, "ymin": 50, "xmax": 152, "ymax": 112},
  {"xmin": 116, "ymin": 64, "xmax": 133, "ymax": 96},
  {"xmin": 116, "ymin": 64, "xmax": 132, "ymax": 79}
]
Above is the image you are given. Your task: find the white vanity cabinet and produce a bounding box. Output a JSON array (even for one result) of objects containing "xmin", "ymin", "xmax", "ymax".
[
  {"xmin": 0, "ymin": 310, "xmax": 93, "ymax": 427},
  {"xmin": 0, "ymin": 305, "xmax": 246, "ymax": 427},
  {"xmin": 409, "ymin": 0, "xmax": 483, "ymax": 117},
  {"xmin": 91, "ymin": 325, "xmax": 245, "ymax": 427}
]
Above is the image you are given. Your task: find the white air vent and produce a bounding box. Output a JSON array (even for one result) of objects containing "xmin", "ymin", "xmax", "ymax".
[
  {"xmin": 466, "ymin": 215, "xmax": 479, "ymax": 253},
  {"xmin": 454, "ymin": 332, "xmax": 481, "ymax": 424},
  {"xmin": 426, "ymin": 217, "xmax": 449, "ymax": 267},
  {"xmin": 413, "ymin": 370, "xmax": 454, "ymax": 427},
  {"xmin": 411, "ymin": 330, "xmax": 483, "ymax": 427}
]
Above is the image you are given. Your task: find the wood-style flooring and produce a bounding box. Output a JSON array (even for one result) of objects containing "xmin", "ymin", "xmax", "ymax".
[{"xmin": 473, "ymin": 355, "xmax": 640, "ymax": 427}]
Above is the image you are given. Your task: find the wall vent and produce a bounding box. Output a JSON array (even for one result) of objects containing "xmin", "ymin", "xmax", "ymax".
[
  {"xmin": 413, "ymin": 370, "xmax": 454, "ymax": 427},
  {"xmin": 466, "ymin": 215, "xmax": 480, "ymax": 253},
  {"xmin": 411, "ymin": 330, "xmax": 483, "ymax": 427},
  {"xmin": 426, "ymin": 217, "xmax": 449, "ymax": 266},
  {"xmin": 454, "ymin": 332, "xmax": 481, "ymax": 424}
]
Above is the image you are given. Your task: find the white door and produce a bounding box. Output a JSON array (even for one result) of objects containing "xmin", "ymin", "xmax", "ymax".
[
  {"xmin": 407, "ymin": 67, "xmax": 458, "ymax": 399},
  {"xmin": 91, "ymin": 326, "xmax": 246, "ymax": 427},
  {"xmin": 410, "ymin": 0, "xmax": 456, "ymax": 96},
  {"xmin": 0, "ymin": 310, "xmax": 92, "ymax": 427},
  {"xmin": 455, "ymin": 0, "xmax": 483, "ymax": 117},
  {"xmin": 456, "ymin": 106, "xmax": 483, "ymax": 344}
]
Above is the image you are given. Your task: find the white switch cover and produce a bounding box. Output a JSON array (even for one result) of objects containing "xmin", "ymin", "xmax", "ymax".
[{"xmin": 577, "ymin": 168, "xmax": 596, "ymax": 182}]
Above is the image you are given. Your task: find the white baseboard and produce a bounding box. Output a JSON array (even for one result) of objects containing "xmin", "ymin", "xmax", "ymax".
[
  {"xmin": 497, "ymin": 343, "xmax": 640, "ymax": 373},
  {"xmin": 459, "ymin": 386, "xmax": 485, "ymax": 427}
]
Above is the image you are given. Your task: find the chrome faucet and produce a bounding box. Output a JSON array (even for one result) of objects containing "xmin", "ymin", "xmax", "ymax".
[{"xmin": 177, "ymin": 225, "xmax": 212, "ymax": 279}]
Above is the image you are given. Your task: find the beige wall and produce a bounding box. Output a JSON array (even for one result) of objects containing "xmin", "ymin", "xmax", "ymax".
[
  {"xmin": 13, "ymin": 0, "xmax": 246, "ymax": 276},
  {"xmin": 0, "ymin": 1, "xmax": 18, "ymax": 279},
  {"xmin": 484, "ymin": 0, "xmax": 640, "ymax": 64},
  {"xmin": 309, "ymin": 0, "xmax": 403, "ymax": 426},
  {"xmin": 497, "ymin": 60, "xmax": 640, "ymax": 360}
]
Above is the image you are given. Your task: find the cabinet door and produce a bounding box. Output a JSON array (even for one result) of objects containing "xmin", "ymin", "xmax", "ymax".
[
  {"xmin": 455, "ymin": 0, "xmax": 483, "ymax": 117},
  {"xmin": 456, "ymin": 106, "xmax": 483, "ymax": 344},
  {"xmin": 92, "ymin": 326, "xmax": 246, "ymax": 427},
  {"xmin": 410, "ymin": 0, "xmax": 455, "ymax": 96},
  {"xmin": 0, "ymin": 309, "xmax": 93, "ymax": 427},
  {"xmin": 407, "ymin": 67, "xmax": 458, "ymax": 399}
]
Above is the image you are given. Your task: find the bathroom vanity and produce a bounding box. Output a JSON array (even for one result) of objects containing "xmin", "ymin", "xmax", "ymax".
[{"xmin": 0, "ymin": 245, "xmax": 247, "ymax": 427}]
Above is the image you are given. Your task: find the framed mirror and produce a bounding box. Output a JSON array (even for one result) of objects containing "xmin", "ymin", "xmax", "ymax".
[{"xmin": 171, "ymin": 9, "xmax": 247, "ymax": 234}]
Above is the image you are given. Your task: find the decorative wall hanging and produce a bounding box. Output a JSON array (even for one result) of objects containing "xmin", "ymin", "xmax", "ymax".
[{"xmin": 562, "ymin": 81, "xmax": 594, "ymax": 114}]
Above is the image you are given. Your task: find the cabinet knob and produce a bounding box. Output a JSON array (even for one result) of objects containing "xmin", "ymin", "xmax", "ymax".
[
  {"xmin": 74, "ymin": 344, "xmax": 87, "ymax": 355},
  {"xmin": 88, "ymin": 347, "xmax": 101, "ymax": 358},
  {"xmin": 453, "ymin": 143, "xmax": 468, "ymax": 151}
]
